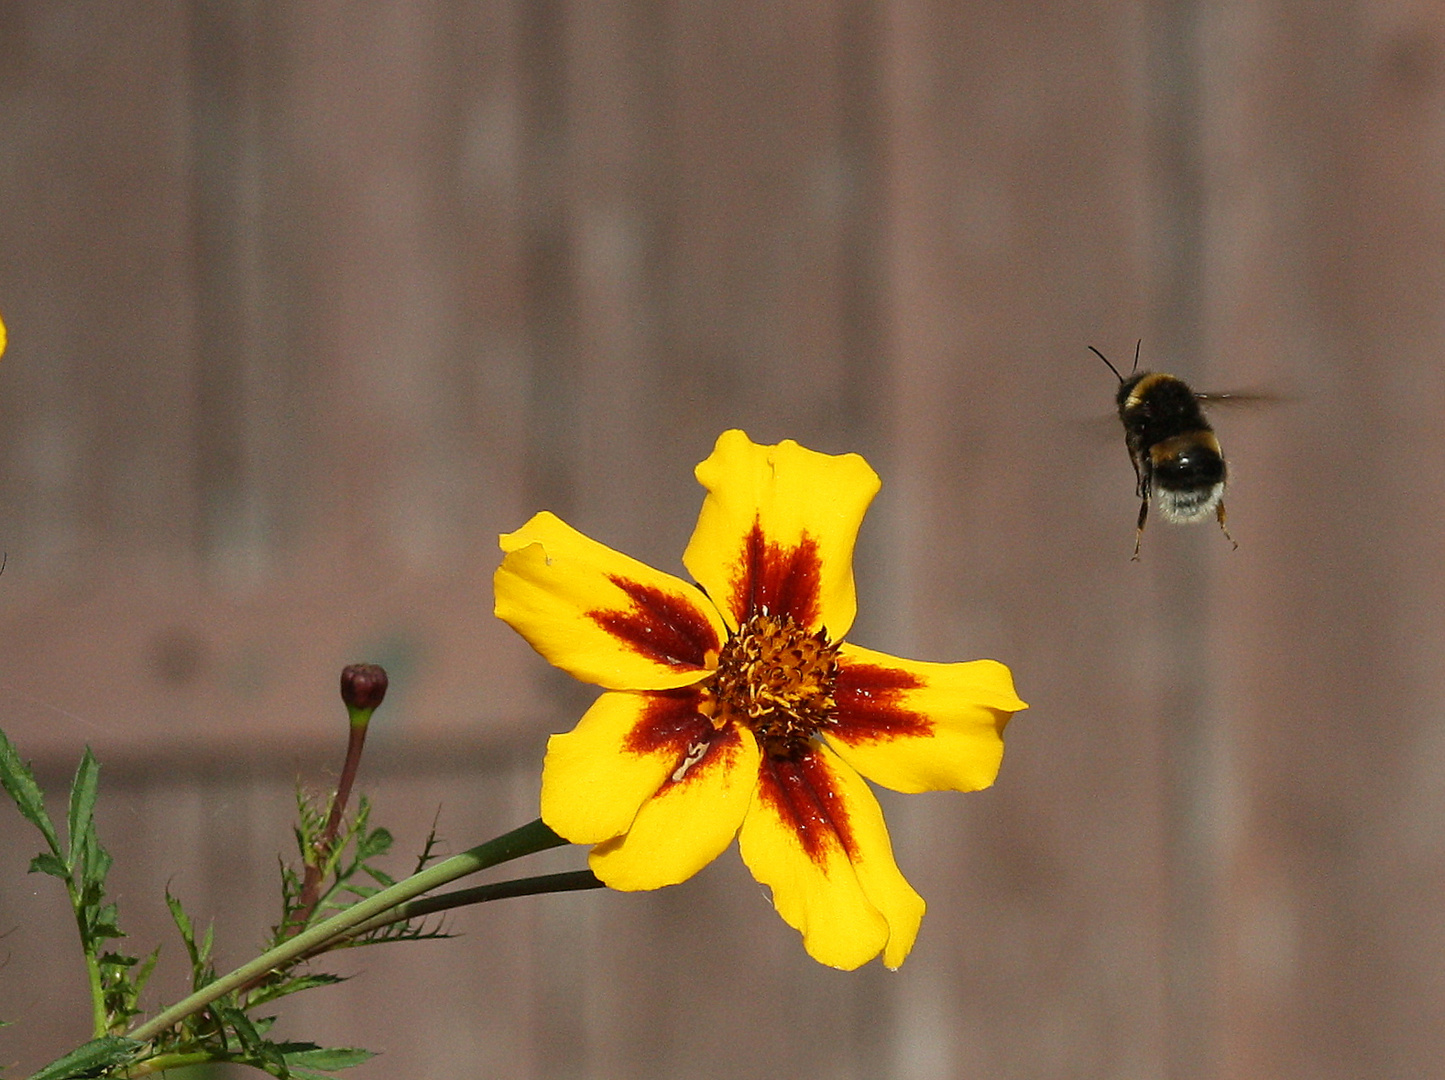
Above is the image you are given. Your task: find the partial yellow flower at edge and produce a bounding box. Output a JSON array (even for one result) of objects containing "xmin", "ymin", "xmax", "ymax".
[
  {"xmin": 494, "ymin": 429, "xmax": 1027, "ymax": 970},
  {"xmin": 0, "ymin": 311, "xmax": 7, "ymax": 359}
]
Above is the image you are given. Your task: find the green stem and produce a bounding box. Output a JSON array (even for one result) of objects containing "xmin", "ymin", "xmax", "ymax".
[
  {"xmin": 126, "ymin": 818, "xmax": 568, "ymax": 1045},
  {"xmin": 335, "ymin": 869, "xmax": 603, "ymax": 941},
  {"xmin": 66, "ymin": 878, "xmax": 107, "ymax": 1038},
  {"xmin": 120, "ymin": 1050, "xmax": 216, "ymax": 1076}
]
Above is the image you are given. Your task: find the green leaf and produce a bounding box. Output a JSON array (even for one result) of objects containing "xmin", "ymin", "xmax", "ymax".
[
  {"xmin": 219, "ymin": 1006, "xmax": 255, "ymax": 1048},
  {"xmin": 217, "ymin": 1004, "xmax": 287, "ymax": 1076},
  {"xmin": 357, "ymin": 827, "xmax": 392, "ymax": 859},
  {"xmin": 166, "ymin": 890, "xmax": 197, "ymax": 957},
  {"xmin": 0, "ymin": 727, "xmax": 61, "ymax": 855},
  {"xmin": 66, "ymin": 748, "xmax": 100, "ymax": 873},
  {"xmin": 81, "ymin": 833, "xmax": 112, "ymax": 886},
  {"xmin": 362, "ymin": 865, "xmax": 396, "ymax": 888},
  {"xmin": 284, "ymin": 1047, "xmax": 376, "ymax": 1070},
  {"xmin": 132, "ymin": 946, "xmax": 160, "ymax": 999},
  {"xmin": 166, "ymin": 889, "xmax": 217, "ymax": 995},
  {"xmin": 28, "ymin": 1035, "xmax": 142, "ymax": 1080},
  {"xmin": 28, "ymin": 852, "xmax": 70, "ymax": 880},
  {"xmin": 245, "ymin": 972, "xmax": 345, "ymax": 1006}
]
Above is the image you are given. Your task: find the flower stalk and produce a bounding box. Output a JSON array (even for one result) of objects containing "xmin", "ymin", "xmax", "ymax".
[
  {"xmin": 287, "ymin": 664, "xmax": 388, "ymax": 936},
  {"xmin": 333, "ymin": 868, "xmax": 602, "ymax": 943}
]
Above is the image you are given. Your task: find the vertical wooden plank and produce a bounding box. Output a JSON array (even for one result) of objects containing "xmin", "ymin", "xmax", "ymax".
[
  {"xmin": 878, "ymin": 1, "xmax": 1168, "ymax": 1076},
  {"xmin": 1206, "ymin": 2, "xmax": 1445, "ymax": 1078},
  {"xmin": 519, "ymin": 5, "xmax": 899, "ymax": 1077},
  {"xmin": 0, "ymin": 2, "xmax": 197, "ymax": 567},
  {"xmin": 1144, "ymin": 2, "xmax": 1228, "ymax": 1077},
  {"xmin": 190, "ymin": 0, "xmax": 281, "ymax": 579}
]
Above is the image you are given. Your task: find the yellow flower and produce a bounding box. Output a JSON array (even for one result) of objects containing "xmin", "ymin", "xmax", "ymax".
[{"xmin": 494, "ymin": 430, "xmax": 1025, "ymax": 969}]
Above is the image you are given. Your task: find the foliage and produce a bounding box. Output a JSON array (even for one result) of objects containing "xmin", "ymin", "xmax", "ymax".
[
  {"xmin": 0, "ymin": 731, "xmax": 157, "ymax": 1038},
  {"xmin": 0, "ymin": 727, "xmax": 394, "ymax": 1079}
]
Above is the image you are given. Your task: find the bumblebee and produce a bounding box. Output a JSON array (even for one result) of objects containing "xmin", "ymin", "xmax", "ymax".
[{"xmin": 1092, "ymin": 343, "xmax": 1237, "ymax": 560}]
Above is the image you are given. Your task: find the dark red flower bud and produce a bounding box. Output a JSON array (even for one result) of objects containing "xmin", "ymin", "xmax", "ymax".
[{"xmin": 340, "ymin": 664, "xmax": 388, "ymax": 714}]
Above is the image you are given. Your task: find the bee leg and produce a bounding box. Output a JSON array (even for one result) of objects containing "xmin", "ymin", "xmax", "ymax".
[
  {"xmin": 1132, "ymin": 497, "xmax": 1149, "ymax": 561},
  {"xmin": 1216, "ymin": 501, "xmax": 1238, "ymax": 550}
]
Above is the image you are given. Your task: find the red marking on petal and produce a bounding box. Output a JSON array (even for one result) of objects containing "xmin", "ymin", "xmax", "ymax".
[
  {"xmin": 621, "ymin": 689, "xmax": 746, "ymax": 791},
  {"xmin": 621, "ymin": 687, "xmax": 713, "ymax": 755},
  {"xmin": 729, "ymin": 522, "xmax": 822, "ymax": 628},
  {"xmin": 660, "ymin": 724, "xmax": 749, "ymax": 791},
  {"xmin": 756, "ymin": 747, "xmax": 857, "ymax": 863},
  {"xmin": 831, "ymin": 662, "xmax": 933, "ymax": 745},
  {"xmin": 590, "ymin": 576, "xmax": 721, "ymax": 670}
]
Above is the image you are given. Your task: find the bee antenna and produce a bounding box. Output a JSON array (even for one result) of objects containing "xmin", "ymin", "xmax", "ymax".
[
  {"xmin": 1089, "ymin": 345, "xmax": 1125, "ymax": 384},
  {"xmin": 1131, "ymin": 339, "xmax": 1141, "ymax": 376}
]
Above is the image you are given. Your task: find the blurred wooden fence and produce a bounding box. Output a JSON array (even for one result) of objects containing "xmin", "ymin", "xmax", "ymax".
[{"xmin": 4, "ymin": 2, "xmax": 1445, "ymax": 1078}]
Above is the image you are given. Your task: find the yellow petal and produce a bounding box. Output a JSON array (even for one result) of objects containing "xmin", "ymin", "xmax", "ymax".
[
  {"xmin": 0, "ymin": 312, "xmax": 7, "ymax": 359},
  {"xmin": 541, "ymin": 689, "xmax": 700, "ymax": 844},
  {"xmin": 825, "ymin": 644, "xmax": 1025, "ymax": 795},
  {"xmin": 682, "ymin": 430, "xmax": 880, "ymax": 637},
  {"xmin": 738, "ymin": 742, "xmax": 925, "ymax": 970},
  {"xmin": 588, "ymin": 724, "xmax": 760, "ymax": 890},
  {"xmin": 496, "ymin": 511, "xmax": 727, "ymax": 690}
]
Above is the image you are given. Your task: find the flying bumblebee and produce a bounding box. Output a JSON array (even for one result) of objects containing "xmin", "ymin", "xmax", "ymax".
[{"xmin": 1091, "ymin": 342, "xmax": 1238, "ymax": 560}]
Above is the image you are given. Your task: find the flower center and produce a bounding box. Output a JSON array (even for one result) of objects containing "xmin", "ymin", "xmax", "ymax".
[{"xmin": 708, "ymin": 611, "xmax": 840, "ymax": 758}]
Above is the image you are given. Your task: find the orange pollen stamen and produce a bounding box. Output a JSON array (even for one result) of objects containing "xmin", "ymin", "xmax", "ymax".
[{"xmin": 706, "ymin": 610, "xmax": 840, "ymax": 758}]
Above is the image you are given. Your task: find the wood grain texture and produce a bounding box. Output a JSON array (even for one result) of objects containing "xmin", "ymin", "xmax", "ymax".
[{"xmin": 3, "ymin": 2, "xmax": 1445, "ymax": 1078}]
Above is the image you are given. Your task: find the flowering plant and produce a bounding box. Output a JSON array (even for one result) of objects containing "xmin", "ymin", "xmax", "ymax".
[{"xmin": 1, "ymin": 423, "xmax": 1023, "ymax": 1077}]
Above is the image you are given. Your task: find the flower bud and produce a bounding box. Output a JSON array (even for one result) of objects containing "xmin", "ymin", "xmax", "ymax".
[{"xmin": 340, "ymin": 663, "xmax": 388, "ymax": 715}]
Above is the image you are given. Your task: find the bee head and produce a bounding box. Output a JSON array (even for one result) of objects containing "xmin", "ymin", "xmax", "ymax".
[{"xmin": 1088, "ymin": 340, "xmax": 1141, "ymax": 384}]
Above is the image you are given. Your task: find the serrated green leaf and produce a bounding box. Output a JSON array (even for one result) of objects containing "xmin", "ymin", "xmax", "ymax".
[
  {"xmin": 270, "ymin": 1041, "xmax": 324, "ymax": 1054},
  {"xmin": 244, "ymin": 970, "xmax": 348, "ymax": 1010},
  {"xmin": 91, "ymin": 924, "xmax": 124, "ymax": 942},
  {"xmin": 132, "ymin": 945, "xmax": 160, "ymax": 998},
  {"xmin": 0, "ymin": 727, "xmax": 61, "ymax": 855},
  {"xmin": 358, "ymin": 827, "xmax": 392, "ymax": 859},
  {"xmin": 247, "ymin": 1034, "xmax": 291, "ymax": 1077},
  {"xmin": 284, "ymin": 1047, "xmax": 376, "ymax": 1070},
  {"xmin": 82, "ymin": 836, "xmax": 112, "ymax": 884},
  {"xmin": 28, "ymin": 1035, "xmax": 142, "ymax": 1080},
  {"xmin": 89, "ymin": 913, "xmax": 123, "ymax": 941},
  {"xmin": 254, "ymin": 972, "xmax": 344, "ymax": 1002},
  {"xmin": 66, "ymin": 748, "xmax": 100, "ymax": 873},
  {"xmin": 28, "ymin": 851, "xmax": 70, "ymax": 879},
  {"xmin": 219, "ymin": 1005, "xmax": 263, "ymax": 1054},
  {"xmin": 165, "ymin": 890, "xmax": 195, "ymax": 946}
]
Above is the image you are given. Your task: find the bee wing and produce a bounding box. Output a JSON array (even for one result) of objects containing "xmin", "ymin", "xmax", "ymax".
[{"xmin": 1193, "ymin": 389, "xmax": 1291, "ymax": 408}]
